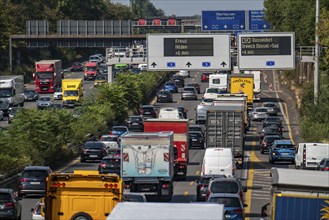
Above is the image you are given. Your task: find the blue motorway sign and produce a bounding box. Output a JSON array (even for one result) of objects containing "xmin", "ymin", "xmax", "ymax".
[
  {"xmin": 202, "ymin": 11, "xmax": 246, "ymax": 31},
  {"xmin": 249, "ymin": 10, "xmax": 271, "ymax": 30}
]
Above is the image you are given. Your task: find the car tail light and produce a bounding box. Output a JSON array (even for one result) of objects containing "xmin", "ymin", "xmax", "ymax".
[
  {"xmin": 162, "ymin": 184, "xmax": 169, "ymax": 188},
  {"xmin": 233, "ymin": 208, "xmax": 243, "ymax": 214},
  {"xmin": 109, "ymin": 131, "xmax": 113, "ymax": 135},
  {"xmin": 124, "ymin": 184, "xmax": 130, "ymax": 189},
  {"xmin": 20, "ymin": 178, "xmax": 28, "ymax": 182},
  {"xmin": 199, "ymin": 184, "xmax": 204, "ymax": 189},
  {"xmin": 104, "ymin": 183, "xmax": 118, "ymax": 189},
  {"xmin": 51, "ymin": 182, "xmax": 66, "ymax": 188},
  {"xmin": 4, "ymin": 202, "xmax": 14, "ymax": 208},
  {"xmin": 263, "ymin": 142, "xmax": 267, "ymax": 146},
  {"xmin": 323, "ymin": 167, "xmax": 329, "ymax": 171}
]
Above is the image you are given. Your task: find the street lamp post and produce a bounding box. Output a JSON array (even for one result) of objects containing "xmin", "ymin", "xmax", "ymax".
[{"xmin": 314, "ymin": 0, "xmax": 320, "ymax": 104}]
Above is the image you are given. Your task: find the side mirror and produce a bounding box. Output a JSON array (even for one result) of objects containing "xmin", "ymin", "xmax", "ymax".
[
  {"xmin": 30, "ymin": 208, "xmax": 34, "ymax": 212},
  {"xmin": 243, "ymin": 186, "xmax": 248, "ymax": 192},
  {"xmin": 244, "ymin": 204, "xmax": 248, "ymax": 208}
]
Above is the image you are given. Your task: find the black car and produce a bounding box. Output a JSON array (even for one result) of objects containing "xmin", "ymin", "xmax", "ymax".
[
  {"xmin": 259, "ymin": 127, "xmax": 281, "ymax": 144},
  {"xmin": 189, "ymin": 124, "xmax": 205, "ymax": 136},
  {"xmin": 80, "ymin": 141, "xmax": 108, "ymax": 162},
  {"xmin": 259, "ymin": 134, "xmax": 282, "ymax": 154},
  {"xmin": 186, "ymin": 82, "xmax": 201, "ymax": 94},
  {"xmin": 189, "ymin": 131, "xmax": 205, "ymax": 149},
  {"xmin": 0, "ymin": 188, "xmax": 22, "ymax": 220},
  {"xmin": 172, "ymin": 75, "xmax": 185, "ymax": 88},
  {"xmin": 71, "ymin": 62, "xmax": 83, "ymax": 71},
  {"xmin": 50, "ymin": 103, "xmax": 64, "ymax": 110},
  {"xmin": 17, "ymin": 166, "xmax": 52, "ymax": 197},
  {"xmin": 263, "ymin": 116, "xmax": 282, "ymax": 126},
  {"xmin": 177, "ymin": 106, "xmax": 188, "ymax": 119},
  {"xmin": 157, "ymin": 90, "xmax": 173, "ymax": 103},
  {"xmin": 139, "ymin": 105, "xmax": 157, "ymax": 118},
  {"xmin": 98, "ymin": 154, "xmax": 121, "ymax": 175},
  {"xmin": 195, "ymin": 174, "xmax": 226, "ymax": 201},
  {"xmin": 23, "ymin": 89, "xmax": 38, "ymax": 101},
  {"xmin": 262, "ymin": 121, "xmax": 283, "ymax": 135},
  {"xmin": 126, "ymin": 115, "xmax": 144, "ymax": 131}
]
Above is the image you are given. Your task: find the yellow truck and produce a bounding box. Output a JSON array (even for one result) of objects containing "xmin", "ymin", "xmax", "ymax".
[
  {"xmin": 44, "ymin": 170, "xmax": 122, "ymax": 220},
  {"xmin": 229, "ymin": 74, "xmax": 254, "ymax": 106},
  {"xmin": 62, "ymin": 78, "xmax": 83, "ymax": 108}
]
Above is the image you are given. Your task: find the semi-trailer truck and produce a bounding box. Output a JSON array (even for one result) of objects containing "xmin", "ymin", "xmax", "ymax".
[
  {"xmin": 121, "ymin": 132, "xmax": 174, "ymax": 201},
  {"xmin": 144, "ymin": 119, "xmax": 189, "ymax": 179},
  {"xmin": 0, "ymin": 75, "xmax": 25, "ymax": 111},
  {"xmin": 34, "ymin": 60, "xmax": 62, "ymax": 93},
  {"xmin": 266, "ymin": 168, "xmax": 329, "ymax": 220},
  {"xmin": 44, "ymin": 170, "xmax": 122, "ymax": 220},
  {"xmin": 206, "ymin": 105, "xmax": 245, "ymax": 167}
]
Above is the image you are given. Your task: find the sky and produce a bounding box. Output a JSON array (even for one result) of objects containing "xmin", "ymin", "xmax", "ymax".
[{"xmin": 112, "ymin": 0, "xmax": 265, "ymax": 16}]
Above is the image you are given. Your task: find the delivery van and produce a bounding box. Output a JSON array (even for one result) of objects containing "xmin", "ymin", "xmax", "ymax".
[
  {"xmin": 209, "ymin": 74, "xmax": 228, "ymax": 91},
  {"xmin": 201, "ymin": 148, "xmax": 235, "ymax": 177},
  {"xmin": 159, "ymin": 107, "xmax": 180, "ymax": 119},
  {"xmin": 295, "ymin": 143, "xmax": 329, "ymax": 169}
]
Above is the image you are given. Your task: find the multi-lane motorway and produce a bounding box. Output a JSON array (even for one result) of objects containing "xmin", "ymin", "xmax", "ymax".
[{"xmin": 6, "ymin": 70, "xmax": 300, "ymax": 220}]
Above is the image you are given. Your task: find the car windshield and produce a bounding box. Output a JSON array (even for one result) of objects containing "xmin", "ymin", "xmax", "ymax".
[
  {"xmin": 264, "ymin": 103, "xmax": 276, "ymax": 107},
  {"xmin": 210, "ymin": 182, "xmax": 239, "ymax": 194},
  {"xmin": 0, "ymin": 88, "xmax": 12, "ymax": 98},
  {"xmin": 39, "ymin": 97, "xmax": 50, "ymax": 101},
  {"xmin": 264, "ymin": 136, "xmax": 281, "ymax": 142},
  {"xmin": 208, "ymin": 197, "xmax": 241, "ymax": 207},
  {"xmin": 23, "ymin": 170, "xmax": 48, "ymax": 178},
  {"xmin": 256, "ymin": 108, "xmax": 267, "ymax": 112},
  {"xmin": 203, "ymin": 73, "xmax": 211, "ymax": 76},
  {"xmin": 64, "ymin": 91, "xmax": 78, "ymax": 96},
  {"xmin": 265, "ymin": 118, "xmax": 281, "ymax": 123},
  {"xmin": 203, "ymin": 99, "xmax": 214, "ymax": 103},
  {"xmin": 206, "ymin": 88, "xmax": 218, "ymax": 93},
  {"xmin": 263, "ymin": 128, "xmax": 279, "ymax": 133},
  {"xmin": 275, "ymin": 144, "xmax": 294, "ymax": 149},
  {"xmin": 24, "ymin": 90, "xmax": 36, "ymax": 94},
  {"xmin": 101, "ymin": 137, "xmax": 118, "ymax": 142},
  {"xmin": 190, "ymin": 132, "xmax": 201, "ymax": 137},
  {"xmin": 188, "ymin": 83, "xmax": 198, "ymax": 87},
  {"xmin": 166, "ymin": 82, "xmax": 175, "ymax": 86},
  {"xmin": 129, "ymin": 116, "xmax": 142, "ymax": 121},
  {"xmin": 84, "ymin": 142, "xmax": 104, "ymax": 148},
  {"xmin": 0, "ymin": 193, "xmax": 11, "ymax": 200},
  {"xmin": 184, "ymin": 88, "xmax": 195, "ymax": 92},
  {"xmin": 159, "ymin": 91, "xmax": 169, "ymax": 95},
  {"xmin": 142, "ymin": 107, "xmax": 154, "ymax": 111},
  {"xmin": 36, "ymin": 72, "xmax": 53, "ymax": 79},
  {"xmin": 86, "ymin": 66, "xmax": 97, "ymax": 71},
  {"xmin": 113, "ymin": 127, "xmax": 127, "ymax": 132}
]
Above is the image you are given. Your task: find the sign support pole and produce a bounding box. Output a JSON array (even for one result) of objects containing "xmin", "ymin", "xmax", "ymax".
[{"xmin": 314, "ymin": 0, "xmax": 320, "ymax": 104}]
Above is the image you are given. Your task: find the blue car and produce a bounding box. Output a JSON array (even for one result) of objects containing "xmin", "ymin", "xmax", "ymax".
[
  {"xmin": 163, "ymin": 81, "xmax": 178, "ymax": 93},
  {"xmin": 110, "ymin": 126, "xmax": 129, "ymax": 137},
  {"xmin": 269, "ymin": 140, "xmax": 295, "ymax": 164},
  {"xmin": 207, "ymin": 193, "xmax": 245, "ymax": 220}
]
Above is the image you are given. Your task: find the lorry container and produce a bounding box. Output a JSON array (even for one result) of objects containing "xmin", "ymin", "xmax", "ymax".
[
  {"xmin": 213, "ymin": 93, "xmax": 249, "ymax": 131},
  {"xmin": 121, "ymin": 132, "xmax": 174, "ymax": 201},
  {"xmin": 144, "ymin": 119, "xmax": 189, "ymax": 179},
  {"xmin": 62, "ymin": 78, "xmax": 83, "ymax": 108},
  {"xmin": 244, "ymin": 70, "xmax": 261, "ymax": 101},
  {"xmin": 44, "ymin": 170, "xmax": 122, "ymax": 220},
  {"xmin": 84, "ymin": 62, "xmax": 98, "ymax": 80},
  {"xmin": 209, "ymin": 74, "xmax": 228, "ymax": 91},
  {"xmin": 229, "ymin": 74, "xmax": 254, "ymax": 106},
  {"xmin": 267, "ymin": 168, "xmax": 329, "ymax": 220},
  {"xmin": 0, "ymin": 75, "xmax": 25, "ymax": 111},
  {"xmin": 295, "ymin": 143, "xmax": 329, "ymax": 169},
  {"xmin": 107, "ymin": 202, "xmax": 226, "ymax": 220},
  {"xmin": 34, "ymin": 60, "xmax": 62, "ymax": 93},
  {"xmin": 206, "ymin": 105, "xmax": 245, "ymax": 167}
]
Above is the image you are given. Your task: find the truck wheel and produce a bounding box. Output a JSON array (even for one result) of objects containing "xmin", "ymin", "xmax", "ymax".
[
  {"xmin": 71, "ymin": 212, "xmax": 92, "ymax": 220},
  {"xmin": 80, "ymin": 157, "xmax": 85, "ymax": 163},
  {"xmin": 20, "ymin": 102, "xmax": 24, "ymax": 107}
]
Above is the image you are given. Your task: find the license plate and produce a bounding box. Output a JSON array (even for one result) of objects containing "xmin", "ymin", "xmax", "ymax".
[
  {"xmin": 133, "ymin": 123, "xmax": 138, "ymax": 125},
  {"xmin": 30, "ymin": 182, "xmax": 40, "ymax": 185},
  {"xmin": 177, "ymin": 172, "xmax": 184, "ymax": 175},
  {"xmin": 281, "ymin": 153, "xmax": 289, "ymax": 155},
  {"xmin": 192, "ymin": 139, "xmax": 197, "ymax": 141},
  {"xmin": 89, "ymin": 155, "xmax": 98, "ymax": 158},
  {"xmin": 42, "ymin": 88, "xmax": 47, "ymax": 90},
  {"xmin": 144, "ymin": 112, "xmax": 150, "ymax": 114}
]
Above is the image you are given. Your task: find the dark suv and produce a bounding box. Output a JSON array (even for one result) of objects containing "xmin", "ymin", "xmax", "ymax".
[
  {"xmin": 0, "ymin": 188, "xmax": 22, "ymax": 220},
  {"xmin": 195, "ymin": 174, "xmax": 226, "ymax": 201},
  {"xmin": 157, "ymin": 90, "xmax": 173, "ymax": 103},
  {"xmin": 18, "ymin": 166, "xmax": 52, "ymax": 197},
  {"xmin": 126, "ymin": 115, "xmax": 144, "ymax": 131},
  {"xmin": 139, "ymin": 105, "xmax": 157, "ymax": 118},
  {"xmin": 80, "ymin": 141, "xmax": 108, "ymax": 162},
  {"xmin": 98, "ymin": 155, "xmax": 121, "ymax": 175}
]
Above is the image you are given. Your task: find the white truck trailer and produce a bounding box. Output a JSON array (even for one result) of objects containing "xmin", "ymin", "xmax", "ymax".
[{"xmin": 0, "ymin": 75, "xmax": 25, "ymax": 110}]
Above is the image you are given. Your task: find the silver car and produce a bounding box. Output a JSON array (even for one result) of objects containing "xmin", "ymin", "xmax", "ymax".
[
  {"xmin": 181, "ymin": 86, "xmax": 198, "ymax": 100},
  {"xmin": 37, "ymin": 96, "xmax": 52, "ymax": 110},
  {"xmin": 262, "ymin": 102, "xmax": 280, "ymax": 116},
  {"xmin": 249, "ymin": 107, "xmax": 269, "ymax": 121}
]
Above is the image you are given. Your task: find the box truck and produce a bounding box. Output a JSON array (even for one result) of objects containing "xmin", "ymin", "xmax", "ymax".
[
  {"xmin": 144, "ymin": 119, "xmax": 189, "ymax": 179},
  {"xmin": 121, "ymin": 132, "xmax": 174, "ymax": 201},
  {"xmin": 230, "ymin": 74, "xmax": 254, "ymax": 106},
  {"xmin": 62, "ymin": 78, "xmax": 83, "ymax": 108}
]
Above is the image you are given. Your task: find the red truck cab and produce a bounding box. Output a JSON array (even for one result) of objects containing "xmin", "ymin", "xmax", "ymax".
[
  {"xmin": 34, "ymin": 60, "xmax": 62, "ymax": 93},
  {"xmin": 84, "ymin": 62, "xmax": 98, "ymax": 80},
  {"xmin": 144, "ymin": 119, "xmax": 189, "ymax": 179}
]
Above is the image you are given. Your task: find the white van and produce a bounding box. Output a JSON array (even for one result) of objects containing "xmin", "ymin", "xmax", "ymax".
[
  {"xmin": 209, "ymin": 74, "xmax": 228, "ymax": 91},
  {"xmin": 295, "ymin": 143, "xmax": 329, "ymax": 169},
  {"xmin": 201, "ymin": 148, "xmax": 235, "ymax": 177},
  {"xmin": 158, "ymin": 107, "xmax": 180, "ymax": 119},
  {"xmin": 138, "ymin": 64, "xmax": 147, "ymax": 71}
]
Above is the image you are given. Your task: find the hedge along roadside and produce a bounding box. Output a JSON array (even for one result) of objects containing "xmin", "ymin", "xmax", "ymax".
[{"xmin": 0, "ymin": 71, "xmax": 170, "ymax": 183}]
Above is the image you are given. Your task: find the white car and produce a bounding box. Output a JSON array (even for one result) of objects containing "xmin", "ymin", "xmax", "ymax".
[
  {"xmin": 100, "ymin": 134, "xmax": 119, "ymax": 153},
  {"xmin": 203, "ymin": 88, "xmax": 220, "ymax": 99},
  {"xmin": 177, "ymin": 70, "xmax": 190, "ymax": 78},
  {"xmin": 53, "ymin": 87, "xmax": 62, "ymax": 100},
  {"xmin": 89, "ymin": 54, "xmax": 102, "ymax": 64}
]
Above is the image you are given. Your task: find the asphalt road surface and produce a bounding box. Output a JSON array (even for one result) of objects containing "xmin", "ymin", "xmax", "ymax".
[{"xmin": 17, "ymin": 70, "xmax": 300, "ymax": 220}]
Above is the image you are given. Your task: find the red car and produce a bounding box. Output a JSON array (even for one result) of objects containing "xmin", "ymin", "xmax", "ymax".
[{"xmin": 201, "ymin": 72, "xmax": 212, "ymax": 82}]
